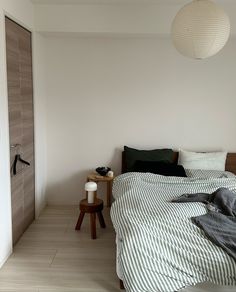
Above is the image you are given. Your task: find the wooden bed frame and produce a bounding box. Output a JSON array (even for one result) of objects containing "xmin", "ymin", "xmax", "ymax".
[
  {"xmin": 119, "ymin": 151, "xmax": 236, "ymax": 289},
  {"xmin": 122, "ymin": 151, "xmax": 236, "ymax": 174}
]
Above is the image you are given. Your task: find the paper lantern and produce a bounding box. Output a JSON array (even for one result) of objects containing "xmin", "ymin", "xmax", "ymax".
[{"xmin": 171, "ymin": 0, "xmax": 230, "ymax": 59}]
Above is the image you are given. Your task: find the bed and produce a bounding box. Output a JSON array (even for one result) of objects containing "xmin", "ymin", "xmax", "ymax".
[{"xmin": 110, "ymin": 150, "xmax": 236, "ymax": 292}]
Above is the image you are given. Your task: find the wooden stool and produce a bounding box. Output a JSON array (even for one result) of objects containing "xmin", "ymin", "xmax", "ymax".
[{"xmin": 75, "ymin": 198, "xmax": 106, "ymax": 239}]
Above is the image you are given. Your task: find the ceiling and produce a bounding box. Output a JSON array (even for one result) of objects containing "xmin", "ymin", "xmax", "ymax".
[
  {"xmin": 31, "ymin": 0, "xmax": 234, "ymax": 5},
  {"xmin": 30, "ymin": 0, "xmax": 185, "ymax": 4}
]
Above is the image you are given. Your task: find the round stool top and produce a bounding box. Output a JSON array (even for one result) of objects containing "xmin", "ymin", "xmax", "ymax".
[{"xmin": 80, "ymin": 198, "xmax": 104, "ymax": 213}]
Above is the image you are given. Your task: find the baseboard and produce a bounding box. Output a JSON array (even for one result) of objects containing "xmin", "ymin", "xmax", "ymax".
[
  {"xmin": 35, "ymin": 200, "xmax": 47, "ymax": 219},
  {"xmin": 46, "ymin": 201, "xmax": 79, "ymax": 206},
  {"xmin": 0, "ymin": 249, "xmax": 12, "ymax": 269}
]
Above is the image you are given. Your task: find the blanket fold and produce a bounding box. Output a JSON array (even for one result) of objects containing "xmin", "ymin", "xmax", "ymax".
[{"xmin": 173, "ymin": 187, "xmax": 236, "ymax": 261}]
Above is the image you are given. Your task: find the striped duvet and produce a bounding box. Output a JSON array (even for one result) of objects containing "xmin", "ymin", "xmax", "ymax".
[{"xmin": 111, "ymin": 172, "xmax": 236, "ymax": 292}]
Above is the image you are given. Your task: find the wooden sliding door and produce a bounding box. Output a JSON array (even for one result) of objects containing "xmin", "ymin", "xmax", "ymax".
[{"xmin": 5, "ymin": 17, "xmax": 35, "ymax": 244}]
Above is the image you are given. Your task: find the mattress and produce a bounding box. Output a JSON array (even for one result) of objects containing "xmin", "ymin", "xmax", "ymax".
[{"xmin": 111, "ymin": 172, "xmax": 236, "ymax": 292}]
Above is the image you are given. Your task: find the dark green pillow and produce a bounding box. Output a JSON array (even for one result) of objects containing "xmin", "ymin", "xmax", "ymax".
[
  {"xmin": 133, "ymin": 160, "xmax": 187, "ymax": 177},
  {"xmin": 124, "ymin": 146, "xmax": 174, "ymax": 172}
]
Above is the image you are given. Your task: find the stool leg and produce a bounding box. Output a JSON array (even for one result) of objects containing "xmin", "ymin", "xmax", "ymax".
[
  {"xmin": 97, "ymin": 211, "xmax": 106, "ymax": 228},
  {"xmin": 90, "ymin": 213, "xmax": 96, "ymax": 239},
  {"xmin": 75, "ymin": 212, "xmax": 85, "ymax": 230},
  {"xmin": 107, "ymin": 181, "xmax": 112, "ymax": 207}
]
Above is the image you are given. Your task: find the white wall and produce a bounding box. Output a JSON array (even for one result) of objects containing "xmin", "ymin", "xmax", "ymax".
[
  {"xmin": 33, "ymin": 33, "xmax": 48, "ymax": 218},
  {"xmin": 34, "ymin": 3, "xmax": 177, "ymax": 35},
  {"xmin": 0, "ymin": 0, "xmax": 34, "ymax": 268},
  {"xmin": 44, "ymin": 36, "xmax": 236, "ymax": 205},
  {"xmin": 34, "ymin": 2, "xmax": 236, "ymax": 36}
]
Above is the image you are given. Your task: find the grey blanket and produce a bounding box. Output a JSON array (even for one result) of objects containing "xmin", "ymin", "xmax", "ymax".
[{"xmin": 172, "ymin": 187, "xmax": 236, "ymax": 261}]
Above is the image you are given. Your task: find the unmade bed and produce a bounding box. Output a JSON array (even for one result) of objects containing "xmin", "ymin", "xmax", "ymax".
[{"xmin": 110, "ymin": 150, "xmax": 236, "ymax": 292}]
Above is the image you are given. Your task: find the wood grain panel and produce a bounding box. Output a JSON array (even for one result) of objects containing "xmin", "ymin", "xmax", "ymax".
[{"xmin": 5, "ymin": 17, "xmax": 35, "ymax": 245}]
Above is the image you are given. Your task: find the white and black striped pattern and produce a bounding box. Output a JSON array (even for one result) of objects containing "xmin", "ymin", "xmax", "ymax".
[{"xmin": 111, "ymin": 173, "xmax": 236, "ymax": 292}]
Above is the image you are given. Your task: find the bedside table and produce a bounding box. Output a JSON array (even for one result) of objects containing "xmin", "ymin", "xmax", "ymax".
[{"xmin": 87, "ymin": 173, "xmax": 114, "ymax": 207}]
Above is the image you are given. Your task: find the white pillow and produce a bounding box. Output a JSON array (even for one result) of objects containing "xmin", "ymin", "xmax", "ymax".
[{"xmin": 178, "ymin": 150, "xmax": 227, "ymax": 171}]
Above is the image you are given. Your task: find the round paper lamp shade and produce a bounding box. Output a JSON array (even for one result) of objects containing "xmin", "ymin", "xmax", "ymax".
[
  {"xmin": 85, "ymin": 182, "xmax": 97, "ymax": 192},
  {"xmin": 171, "ymin": 0, "xmax": 230, "ymax": 59}
]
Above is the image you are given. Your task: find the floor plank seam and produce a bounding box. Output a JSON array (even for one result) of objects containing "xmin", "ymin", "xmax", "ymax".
[{"xmin": 50, "ymin": 249, "xmax": 58, "ymax": 267}]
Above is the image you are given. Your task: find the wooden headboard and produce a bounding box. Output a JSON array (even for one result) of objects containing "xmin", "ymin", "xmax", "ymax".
[{"xmin": 122, "ymin": 151, "xmax": 236, "ymax": 175}]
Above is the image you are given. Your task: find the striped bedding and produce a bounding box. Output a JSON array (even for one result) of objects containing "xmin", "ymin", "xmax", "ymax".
[{"xmin": 110, "ymin": 172, "xmax": 236, "ymax": 292}]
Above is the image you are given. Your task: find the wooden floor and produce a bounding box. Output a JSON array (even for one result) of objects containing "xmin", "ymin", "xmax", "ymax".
[{"xmin": 0, "ymin": 206, "xmax": 120, "ymax": 292}]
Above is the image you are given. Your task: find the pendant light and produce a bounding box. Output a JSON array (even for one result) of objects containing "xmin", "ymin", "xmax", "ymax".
[{"xmin": 171, "ymin": 0, "xmax": 230, "ymax": 59}]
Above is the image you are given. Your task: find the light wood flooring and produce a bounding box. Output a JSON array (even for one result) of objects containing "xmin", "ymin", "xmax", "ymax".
[{"xmin": 0, "ymin": 206, "xmax": 120, "ymax": 292}]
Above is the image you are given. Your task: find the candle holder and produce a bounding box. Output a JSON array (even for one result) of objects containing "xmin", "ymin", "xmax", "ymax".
[{"xmin": 85, "ymin": 182, "xmax": 97, "ymax": 204}]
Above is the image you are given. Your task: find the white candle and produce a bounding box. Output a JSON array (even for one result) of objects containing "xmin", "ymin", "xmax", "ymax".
[
  {"xmin": 107, "ymin": 170, "xmax": 114, "ymax": 178},
  {"xmin": 87, "ymin": 191, "xmax": 94, "ymax": 204}
]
